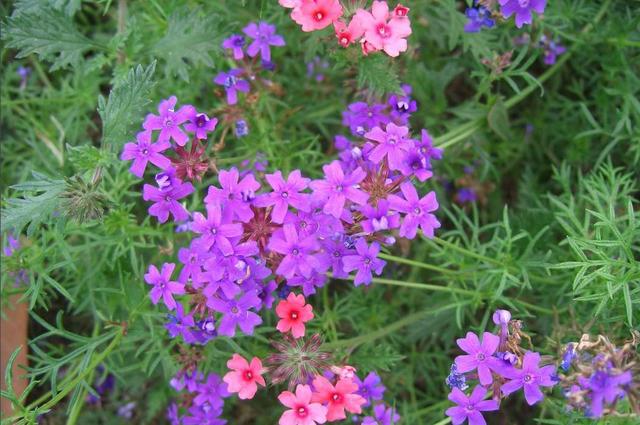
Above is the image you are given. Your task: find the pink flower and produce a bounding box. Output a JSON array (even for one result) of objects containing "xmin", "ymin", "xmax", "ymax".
[
  {"xmin": 311, "ymin": 375, "xmax": 366, "ymax": 421},
  {"xmin": 276, "ymin": 293, "xmax": 314, "ymax": 338},
  {"xmin": 355, "ymin": 1, "xmax": 412, "ymax": 57},
  {"xmin": 278, "ymin": 384, "xmax": 328, "ymax": 425},
  {"xmin": 333, "ymin": 17, "xmax": 364, "ymax": 47},
  {"xmin": 223, "ymin": 353, "xmax": 266, "ymax": 400},
  {"xmin": 292, "ymin": 0, "xmax": 343, "ymax": 32},
  {"xmin": 279, "ymin": 0, "xmax": 300, "ymax": 7}
]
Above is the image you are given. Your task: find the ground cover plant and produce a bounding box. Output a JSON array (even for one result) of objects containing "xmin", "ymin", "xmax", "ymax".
[{"xmin": 1, "ymin": 0, "xmax": 639, "ymax": 424}]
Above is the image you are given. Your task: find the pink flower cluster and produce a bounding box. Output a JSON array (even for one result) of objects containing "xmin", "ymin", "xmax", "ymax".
[{"xmin": 279, "ymin": 0, "xmax": 412, "ymax": 57}]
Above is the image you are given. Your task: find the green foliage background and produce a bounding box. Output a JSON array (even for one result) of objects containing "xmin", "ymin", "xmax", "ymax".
[{"xmin": 1, "ymin": 0, "xmax": 639, "ymax": 424}]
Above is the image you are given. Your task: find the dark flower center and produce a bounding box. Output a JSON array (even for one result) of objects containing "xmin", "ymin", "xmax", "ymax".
[
  {"xmin": 364, "ymin": 257, "xmax": 371, "ymax": 265},
  {"xmin": 313, "ymin": 10, "xmax": 325, "ymax": 21},
  {"xmin": 292, "ymin": 248, "xmax": 300, "ymax": 255},
  {"xmin": 297, "ymin": 406, "xmax": 308, "ymax": 417},
  {"xmin": 141, "ymin": 148, "xmax": 149, "ymax": 155},
  {"xmin": 224, "ymin": 75, "xmax": 237, "ymax": 88},
  {"xmin": 376, "ymin": 23, "xmax": 391, "ymax": 38},
  {"xmin": 195, "ymin": 114, "xmax": 207, "ymax": 127},
  {"xmin": 164, "ymin": 117, "xmax": 174, "ymax": 128},
  {"xmin": 231, "ymin": 306, "xmax": 239, "ymax": 314},
  {"xmin": 476, "ymin": 353, "xmax": 486, "ymax": 361},
  {"xmin": 244, "ymin": 371, "xmax": 253, "ymax": 381},
  {"xmin": 281, "ymin": 191, "xmax": 289, "ymax": 198},
  {"xmin": 331, "ymin": 393, "xmax": 342, "ymax": 402},
  {"xmin": 524, "ymin": 374, "xmax": 533, "ymax": 383},
  {"xmin": 413, "ymin": 207, "xmax": 421, "ymax": 215},
  {"xmin": 290, "ymin": 311, "xmax": 299, "ymax": 320}
]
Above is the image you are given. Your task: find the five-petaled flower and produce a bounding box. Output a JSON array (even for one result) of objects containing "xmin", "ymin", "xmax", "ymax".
[
  {"xmin": 501, "ymin": 351, "xmax": 557, "ymax": 405},
  {"xmin": 278, "ymin": 384, "xmax": 328, "ymax": 425},
  {"xmin": 143, "ymin": 96, "xmax": 194, "ymax": 146},
  {"xmin": 446, "ymin": 385, "xmax": 499, "ymax": 425},
  {"xmin": 120, "ymin": 130, "xmax": 171, "ymax": 178},
  {"xmin": 276, "ymin": 292, "xmax": 314, "ymax": 338},
  {"xmin": 454, "ymin": 331, "xmax": 502, "ymax": 386},
  {"xmin": 311, "ymin": 375, "xmax": 366, "ymax": 421},
  {"xmin": 144, "ymin": 263, "xmax": 185, "ymax": 310},
  {"xmin": 223, "ymin": 353, "xmax": 266, "ymax": 400}
]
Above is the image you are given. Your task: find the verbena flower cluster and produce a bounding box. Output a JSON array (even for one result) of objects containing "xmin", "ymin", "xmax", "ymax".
[
  {"xmin": 279, "ymin": 1, "xmax": 412, "ymax": 57},
  {"xmin": 445, "ymin": 309, "xmax": 558, "ymax": 425},
  {"xmin": 464, "ymin": 0, "xmax": 547, "ymax": 31},
  {"xmin": 558, "ymin": 335, "xmax": 638, "ymax": 419}
]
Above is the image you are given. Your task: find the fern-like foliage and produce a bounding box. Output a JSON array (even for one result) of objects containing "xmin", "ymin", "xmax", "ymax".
[
  {"xmin": 357, "ymin": 54, "xmax": 401, "ymax": 97},
  {"xmin": 1, "ymin": 172, "xmax": 67, "ymax": 236},
  {"xmin": 97, "ymin": 62, "xmax": 157, "ymax": 150},
  {"xmin": 151, "ymin": 10, "xmax": 218, "ymax": 81},
  {"xmin": 3, "ymin": 4, "xmax": 93, "ymax": 70}
]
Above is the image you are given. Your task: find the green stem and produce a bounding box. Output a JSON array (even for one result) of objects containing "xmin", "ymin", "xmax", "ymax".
[
  {"xmin": 432, "ymin": 418, "xmax": 452, "ymax": 425},
  {"xmin": 8, "ymin": 328, "xmax": 123, "ymax": 424},
  {"xmin": 323, "ymin": 302, "xmax": 467, "ymax": 350},
  {"xmin": 378, "ymin": 253, "xmax": 465, "ymax": 275}
]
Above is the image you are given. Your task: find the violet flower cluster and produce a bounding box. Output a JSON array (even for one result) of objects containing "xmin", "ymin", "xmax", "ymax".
[
  {"xmin": 445, "ymin": 309, "xmax": 558, "ymax": 425},
  {"xmin": 2, "ymin": 233, "xmax": 28, "ymax": 285},
  {"xmin": 350, "ymin": 371, "xmax": 400, "ymax": 425},
  {"xmin": 217, "ymin": 21, "xmax": 286, "ymax": 137},
  {"xmin": 464, "ymin": 0, "xmax": 547, "ymax": 31},
  {"xmin": 168, "ymin": 370, "xmax": 230, "ymax": 425},
  {"xmin": 121, "ymin": 81, "xmax": 443, "ymax": 347},
  {"xmin": 558, "ymin": 335, "xmax": 638, "ymax": 419}
]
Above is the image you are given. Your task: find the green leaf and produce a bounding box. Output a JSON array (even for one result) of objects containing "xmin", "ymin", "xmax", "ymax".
[
  {"xmin": 487, "ymin": 96, "xmax": 513, "ymax": 142},
  {"xmin": 1, "ymin": 172, "xmax": 67, "ymax": 236},
  {"xmin": 12, "ymin": 0, "xmax": 83, "ymax": 16},
  {"xmin": 3, "ymin": 5, "xmax": 93, "ymax": 70},
  {"xmin": 97, "ymin": 62, "xmax": 157, "ymax": 150},
  {"xmin": 151, "ymin": 10, "xmax": 218, "ymax": 81},
  {"xmin": 356, "ymin": 54, "xmax": 401, "ymax": 97}
]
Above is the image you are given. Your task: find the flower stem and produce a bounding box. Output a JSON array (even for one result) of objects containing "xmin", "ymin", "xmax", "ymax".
[{"xmin": 378, "ymin": 253, "xmax": 465, "ymax": 275}]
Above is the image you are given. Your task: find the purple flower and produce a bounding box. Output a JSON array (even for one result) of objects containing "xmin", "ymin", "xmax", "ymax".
[
  {"xmin": 501, "ymin": 351, "xmax": 557, "ymax": 405},
  {"xmin": 342, "ymin": 238, "xmax": 386, "ymax": 286},
  {"xmin": 364, "ymin": 123, "xmax": 411, "ymax": 171},
  {"xmin": 235, "ymin": 119, "xmax": 249, "ymax": 137},
  {"xmin": 560, "ymin": 343, "xmax": 576, "ymax": 372},
  {"xmin": 454, "ymin": 331, "xmax": 502, "ymax": 386},
  {"xmin": 307, "ymin": 56, "xmax": 329, "ymax": 81},
  {"xmin": 388, "ymin": 90, "xmax": 417, "ymax": 124},
  {"xmin": 213, "ymin": 69, "xmax": 250, "ymax": 105},
  {"xmin": 362, "ymin": 404, "xmax": 400, "ymax": 425},
  {"xmin": 17, "ymin": 65, "xmax": 31, "ymax": 90},
  {"xmin": 388, "ymin": 182, "xmax": 440, "ymax": 239},
  {"xmin": 287, "ymin": 272, "xmax": 327, "ymax": 297},
  {"xmin": 579, "ymin": 369, "xmax": 632, "ymax": 418},
  {"xmin": 354, "ymin": 372, "xmax": 385, "ymax": 406},
  {"xmin": 184, "ymin": 112, "xmax": 218, "ymax": 140},
  {"xmin": 191, "ymin": 204, "xmax": 243, "ymax": 256},
  {"xmin": 221, "ymin": 34, "xmax": 245, "ymax": 60},
  {"xmin": 143, "ymin": 96, "xmax": 195, "ymax": 146},
  {"xmin": 416, "ymin": 129, "xmax": 443, "ymax": 161},
  {"xmin": 120, "ymin": 130, "xmax": 171, "ymax": 177},
  {"xmin": 360, "ymin": 199, "xmax": 400, "ymax": 234},
  {"xmin": 177, "ymin": 242, "xmax": 206, "ymax": 283},
  {"xmin": 207, "ymin": 290, "xmax": 263, "ymax": 336},
  {"xmin": 399, "ymin": 147, "xmax": 433, "ymax": 181},
  {"xmin": 464, "ymin": 3, "xmax": 495, "ymax": 33},
  {"xmin": 268, "ymin": 223, "xmax": 321, "ymax": 279},
  {"xmin": 254, "ymin": 170, "xmax": 310, "ymax": 223},
  {"xmin": 243, "ymin": 21, "xmax": 285, "ymax": 62},
  {"xmin": 3, "ymin": 234, "xmax": 20, "ymax": 257},
  {"xmin": 446, "ymin": 363, "xmax": 469, "ymax": 391},
  {"xmin": 539, "ymin": 36, "xmax": 566, "ymax": 65},
  {"xmin": 493, "ymin": 309, "xmax": 511, "ymax": 347},
  {"xmin": 257, "ymin": 279, "xmax": 278, "ymax": 309},
  {"xmin": 342, "ymin": 102, "xmax": 389, "ymax": 136},
  {"xmin": 144, "ymin": 263, "xmax": 185, "ymax": 310},
  {"xmin": 117, "ymin": 402, "xmax": 136, "ymax": 419},
  {"xmin": 165, "ymin": 303, "xmax": 196, "ymax": 341},
  {"xmin": 155, "ymin": 167, "xmax": 180, "ymax": 191},
  {"xmin": 194, "ymin": 373, "xmax": 229, "ymax": 408},
  {"xmin": 499, "ymin": 0, "xmax": 547, "ymax": 28},
  {"xmin": 142, "ymin": 180, "xmax": 194, "ymax": 223},
  {"xmin": 316, "ymin": 236, "xmax": 352, "ymax": 278},
  {"xmin": 205, "ymin": 168, "xmax": 260, "ymax": 222},
  {"xmin": 309, "ymin": 161, "xmax": 369, "ymax": 218},
  {"xmin": 167, "ymin": 403, "xmax": 180, "ymax": 425},
  {"xmin": 183, "ymin": 403, "xmax": 226, "ymax": 425},
  {"xmin": 445, "ymin": 385, "xmax": 499, "ymax": 425},
  {"xmin": 457, "ymin": 188, "xmax": 477, "ymax": 204}
]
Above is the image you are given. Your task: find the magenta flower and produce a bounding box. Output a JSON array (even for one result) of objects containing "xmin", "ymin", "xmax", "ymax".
[
  {"xmin": 316, "ymin": 237, "xmax": 353, "ymax": 278},
  {"xmin": 207, "ymin": 290, "xmax": 263, "ymax": 337},
  {"xmin": 184, "ymin": 111, "xmax": 218, "ymax": 140},
  {"xmin": 221, "ymin": 34, "xmax": 246, "ymax": 60},
  {"xmin": 354, "ymin": 0, "xmax": 412, "ymax": 57},
  {"xmin": 364, "ymin": 123, "xmax": 411, "ymax": 170},
  {"xmin": 388, "ymin": 181, "xmax": 440, "ymax": 239},
  {"xmin": 243, "ymin": 21, "xmax": 285, "ymax": 62},
  {"xmin": 501, "ymin": 351, "xmax": 557, "ymax": 405},
  {"xmin": 213, "ymin": 69, "xmax": 250, "ymax": 105},
  {"xmin": 445, "ymin": 385, "xmax": 499, "ymax": 425},
  {"xmin": 120, "ymin": 130, "xmax": 171, "ymax": 177},
  {"xmin": 143, "ymin": 180, "xmax": 194, "ymax": 223},
  {"xmin": 144, "ymin": 263, "xmax": 185, "ymax": 310},
  {"xmin": 454, "ymin": 331, "xmax": 501, "ymax": 386},
  {"xmin": 254, "ymin": 170, "xmax": 310, "ymax": 223},
  {"xmin": 268, "ymin": 224, "xmax": 321, "ymax": 279},
  {"xmin": 191, "ymin": 204, "xmax": 243, "ymax": 256},
  {"xmin": 177, "ymin": 242, "xmax": 206, "ymax": 283},
  {"xmin": 143, "ymin": 96, "xmax": 195, "ymax": 146},
  {"xmin": 360, "ymin": 199, "xmax": 400, "ymax": 234},
  {"xmin": 193, "ymin": 373, "xmax": 229, "ymax": 409},
  {"xmin": 310, "ymin": 160, "xmax": 368, "ymax": 218},
  {"xmin": 342, "ymin": 238, "xmax": 386, "ymax": 286},
  {"xmin": 205, "ymin": 168, "xmax": 260, "ymax": 222},
  {"xmin": 498, "ymin": 0, "xmax": 546, "ymax": 28}
]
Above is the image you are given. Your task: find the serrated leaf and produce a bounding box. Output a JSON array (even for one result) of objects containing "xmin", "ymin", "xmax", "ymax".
[
  {"xmin": 151, "ymin": 10, "xmax": 218, "ymax": 81},
  {"xmin": 356, "ymin": 54, "xmax": 401, "ymax": 97},
  {"xmin": 1, "ymin": 173, "xmax": 67, "ymax": 236},
  {"xmin": 98, "ymin": 62, "xmax": 156, "ymax": 150},
  {"xmin": 3, "ymin": 5, "xmax": 93, "ymax": 70},
  {"xmin": 12, "ymin": 0, "xmax": 83, "ymax": 16},
  {"xmin": 487, "ymin": 97, "xmax": 513, "ymax": 142}
]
